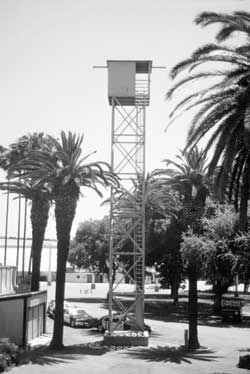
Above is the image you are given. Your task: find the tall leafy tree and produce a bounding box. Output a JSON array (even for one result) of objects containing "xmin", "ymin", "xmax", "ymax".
[
  {"xmin": 157, "ymin": 147, "xmax": 210, "ymax": 349},
  {"xmin": 0, "ymin": 133, "xmax": 53, "ymax": 291},
  {"xmin": 183, "ymin": 201, "xmax": 250, "ymax": 313},
  {"xmin": 167, "ymin": 11, "xmax": 250, "ymax": 231},
  {"xmin": 234, "ymin": 231, "xmax": 250, "ymax": 293},
  {"xmin": 200, "ymin": 203, "xmax": 238, "ymax": 313},
  {"xmin": 68, "ymin": 217, "xmax": 109, "ymax": 275},
  {"xmin": 152, "ymin": 217, "xmax": 184, "ymax": 304},
  {"xmin": 69, "ymin": 216, "xmax": 137, "ymax": 284},
  {"xmin": 8, "ymin": 131, "xmax": 118, "ymax": 349}
]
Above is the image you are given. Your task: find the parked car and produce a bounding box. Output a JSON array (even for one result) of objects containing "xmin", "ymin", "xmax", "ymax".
[
  {"xmin": 96, "ymin": 313, "xmax": 151, "ymax": 333},
  {"xmin": 64, "ymin": 306, "xmax": 98, "ymax": 328},
  {"xmin": 47, "ymin": 299, "xmax": 71, "ymax": 319},
  {"xmin": 96, "ymin": 314, "xmax": 123, "ymax": 333},
  {"xmin": 124, "ymin": 316, "xmax": 151, "ymax": 334}
]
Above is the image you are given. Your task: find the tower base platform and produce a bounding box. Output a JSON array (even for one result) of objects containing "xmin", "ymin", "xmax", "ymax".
[{"xmin": 103, "ymin": 330, "xmax": 149, "ymax": 347}]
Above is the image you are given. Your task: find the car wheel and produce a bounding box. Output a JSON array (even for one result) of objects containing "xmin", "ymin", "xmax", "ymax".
[{"xmin": 70, "ymin": 320, "xmax": 76, "ymax": 328}]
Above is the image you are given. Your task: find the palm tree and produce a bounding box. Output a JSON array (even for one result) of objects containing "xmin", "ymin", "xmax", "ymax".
[
  {"xmin": 0, "ymin": 181, "xmax": 51, "ymax": 291},
  {"xmin": 195, "ymin": 11, "xmax": 250, "ymax": 48},
  {"xmin": 144, "ymin": 170, "xmax": 181, "ymax": 221},
  {"xmin": 166, "ymin": 11, "xmax": 250, "ymax": 231},
  {"xmin": 106, "ymin": 171, "xmax": 180, "ymax": 263},
  {"xmin": 9, "ymin": 131, "xmax": 118, "ymax": 349},
  {"xmin": 0, "ymin": 133, "xmax": 53, "ymax": 291},
  {"xmin": 157, "ymin": 147, "xmax": 210, "ymax": 349},
  {"xmin": 108, "ymin": 172, "xmax": 180, "ymax": 286},
  {"xmin": 159, "ymin": 147, "xmax": 209, "ymax": 228}
]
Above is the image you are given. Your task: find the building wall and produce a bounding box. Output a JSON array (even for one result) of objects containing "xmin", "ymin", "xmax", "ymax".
[
  {"xmin": 0, "ymin": 298, "xmax": 24, "ymax": 345},
  {"xmin": 0, "ymin": 290, "xmax": 47, "ymax": 346},
  {"xmin": 0, "ymin": 266, "xmax": 16, "ymax": 295},
  {"xmin": 108, "ymin": 61, "xmax": 136, "ymax": 98},
  {"xmin": 66, "ymin": 272, "xmax": 95, "ymax": 283}
]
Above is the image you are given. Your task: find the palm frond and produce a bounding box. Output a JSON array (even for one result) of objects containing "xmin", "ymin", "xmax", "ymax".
[
  {"xmin": 166, "ymin": 71, "xmax": 223, "ymax": 99},
  {"xmin": 191, "ymin": 43, "xmax": 239, "ymax": 59},
  {"xmin": 187, "ymin": 103, "xmax": 237, "ymax": 150},
  {"xmin": 195, "ymin": 11, "xmax": 250, "ymax": 41}
]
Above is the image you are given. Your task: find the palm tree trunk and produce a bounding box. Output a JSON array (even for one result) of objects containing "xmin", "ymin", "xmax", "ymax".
[
  {"xmin": 188, "ymin": 275, "xmax": 200, "ymax": 349},
  {"xmin": 172, "ymin": 283, "xmax": 179, "ymax": 305},
  {"xmin": 30, "ymin": 197, "xmax": 50, "ymax": 291},
  {"xmin": 244, "ymin": 283, "xmax": 249, "ymax": 294},
  {"xmin": 212, "ymin": 281, "xmax": 231, "ymax": 315},
  {"xmin": 4, "ymin": 188, "xmax": 10, "ymax": 265},
  {"xmin": 213, "ymin": 292, "xmax": 223, "ymax": 315},
  {"xmin": 50, "ymin": 184, "xmax": 78, "ymax": 349},
  {"xmin": 239, "ymin": 155, "xmax": 250, "ymax": 232},
  {"xmin": 50, "ymin": 234, "xmax": 70, "ymax": 348},
  {"xmin": 243, "ymin": 98, "xmax": 250, "ymax": 148},
  {"xmin": 172, "ymin": 275, "xmax": 179, "ymax": 305},
  {"xmin": 22, "ymin": 198, "xmax": 28, "ymax": 280}
]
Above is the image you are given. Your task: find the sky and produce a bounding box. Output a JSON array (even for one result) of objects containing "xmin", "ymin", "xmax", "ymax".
[{"xmin": 0, "ymin": 0, "xmax": 249, "ymax": 245}]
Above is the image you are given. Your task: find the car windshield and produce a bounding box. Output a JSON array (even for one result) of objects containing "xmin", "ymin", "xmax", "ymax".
[
  {"xmin": 71, "ymin": 309, "xmax": 88, "ymax": 316},
  {"xmin": 49, "ymin": 300, "xmax": 69, "ymax": 307}
]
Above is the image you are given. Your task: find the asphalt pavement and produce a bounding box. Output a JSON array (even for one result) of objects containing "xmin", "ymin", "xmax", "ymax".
[{"xmin": 12, "ymin": 300, "xmax": 250, "ymax": 374}]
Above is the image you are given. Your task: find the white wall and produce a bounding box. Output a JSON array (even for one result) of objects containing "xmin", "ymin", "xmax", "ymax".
[{"xmin": 108, "ymin": 61, "xmax": 136, "ymax": 98}]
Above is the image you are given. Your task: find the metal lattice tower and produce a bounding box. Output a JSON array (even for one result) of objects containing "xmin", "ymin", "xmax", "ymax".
[{"xmin": 107, "ymin": 60, "xmax": 152, "ymax": 334}]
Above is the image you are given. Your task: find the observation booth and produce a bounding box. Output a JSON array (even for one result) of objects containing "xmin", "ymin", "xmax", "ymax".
[{"xmin": 107, "ymin": 60, "xmax": 151, "ymax": 106}]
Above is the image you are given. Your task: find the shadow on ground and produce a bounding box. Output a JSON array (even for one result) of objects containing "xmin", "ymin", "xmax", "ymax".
[
  {"xmin": 124, "ymin": 345, "xmax": 221, "ymax": 364},
  {"xmin": 67, "ymin": 298, "xmax": 106, "ymax": 303},
  {"xmin": 104, "ymin": 299, "xmax": 250, "ymax": 329},
  {"xmin": 18, "ymin": 343, "xmax": 110, "ymax": 366}
]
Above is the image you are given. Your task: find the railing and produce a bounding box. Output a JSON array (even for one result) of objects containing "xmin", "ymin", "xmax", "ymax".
[
  {"xmin": 135, "ymin": 77, "xmax": 150, "ymax": 105},
  {"xmin": 0, "ymin": 266, "xmax": 17, "ymax": 295}
]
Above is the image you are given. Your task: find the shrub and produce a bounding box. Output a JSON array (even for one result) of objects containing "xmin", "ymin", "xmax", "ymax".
[{"xmin": 0, "ymin": 341, "xmax": 20, "ymax": 372}]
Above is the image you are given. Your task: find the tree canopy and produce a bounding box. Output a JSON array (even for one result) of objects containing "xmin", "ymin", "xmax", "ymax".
[{"xmin": 167, "ymin": 11, "xmax": 250, "ymax": 231}]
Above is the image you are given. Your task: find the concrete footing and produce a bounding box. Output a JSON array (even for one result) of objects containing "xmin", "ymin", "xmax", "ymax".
[{"xmin": 103, "ymin": 331, "xmax": 149, "ymax": 347}]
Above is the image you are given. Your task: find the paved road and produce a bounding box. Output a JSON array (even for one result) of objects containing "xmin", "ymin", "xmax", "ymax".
[
  {"xmin": 45, "ymin": 301, "xmax": 107, "ymax": 346},
  {"xmin": 44, "ymin": 298, "xmax": 250, "ymax": 347},
  {"xmin": 13, "ymin": 300, "xmax": 250, "ymax": 374}
]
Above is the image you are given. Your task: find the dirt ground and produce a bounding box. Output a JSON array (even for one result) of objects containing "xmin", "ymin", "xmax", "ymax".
[{"xmin": 11, "ymin": 294, "xmax": 250, "ymax": 374}]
